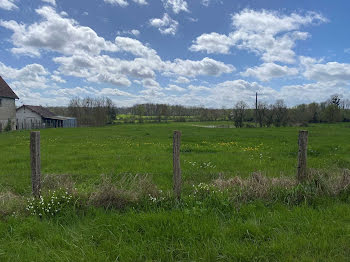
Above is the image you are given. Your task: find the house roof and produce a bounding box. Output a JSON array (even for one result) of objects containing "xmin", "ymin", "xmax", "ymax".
[
  {"xmin": 0, "ymin": 76, "xmax": 19, "ymax": 99},
  {"xmin": 17, "ymin": 105, "xmax": 56, "ymax": 118}
]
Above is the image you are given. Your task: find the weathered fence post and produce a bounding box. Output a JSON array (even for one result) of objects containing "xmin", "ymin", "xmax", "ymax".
[
  {"xmin": 173, "ymin": 130, "xmax": 182, "ymax": 200},
  {"xmin": 297, "ymin": 130, "xmax": 308, "ymax": 182},
  {"xmin": 30, "ymin": 131, "xmax": 41, "ymax": 197}
]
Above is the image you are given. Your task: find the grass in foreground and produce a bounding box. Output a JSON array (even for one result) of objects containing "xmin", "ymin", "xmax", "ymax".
[
  {"xmin": 0, "ymin": 123, "xmax": 350, "ymax": 261},
  {"xmin": 1, "ymin": 199, "xmax": 350, "ymax": 261}
]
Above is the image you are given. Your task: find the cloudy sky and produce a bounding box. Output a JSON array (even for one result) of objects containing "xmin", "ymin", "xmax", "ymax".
[{"xmin": 0, "ymin": 0, "xmax": 350, "ymax": 108}]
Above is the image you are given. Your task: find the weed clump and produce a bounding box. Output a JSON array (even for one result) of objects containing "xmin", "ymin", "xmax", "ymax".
[
  {"xmin": 41, "ymin": 174, "xmax": 76, "ymax": 195},
  {"xmin": 0, "ymin": 191, "xmax": 25, "ymax": 218},
  {"xmin": 212, "ymin": 169, "xmax": 350, "ymax": 205},
  {"xmin": 89, "ymin": 174, "xmax": 159, "ymax": 210}
]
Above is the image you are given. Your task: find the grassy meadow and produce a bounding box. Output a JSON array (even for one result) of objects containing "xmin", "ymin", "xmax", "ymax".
[{"xmin": 0, "ymin": 122, "xmax": 350, "ymax": 261}]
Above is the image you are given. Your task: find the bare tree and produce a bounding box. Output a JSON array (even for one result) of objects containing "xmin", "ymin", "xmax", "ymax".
[
  {"xmin": 233, "ymin": 101, "xmax": 247, "ymax": 128},
  {"xmin": 273, "ymin": 99, "xmax": 288, "ymax": 127},
  {"xmin": 257, "ymin": 102, "xmax": 268, "ymax": 127},
  {"xmin": 68, "ymin": 97, "xmax": 116, "ymax": 126}
]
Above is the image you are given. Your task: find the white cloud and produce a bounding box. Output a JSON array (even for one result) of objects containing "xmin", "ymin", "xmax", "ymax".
[
  {"xmin": 301, "ymin": 58, "xmax": 350, "ymax": 83},
  {"xmin": 188, "ymin": 17, "xmax": 198, "ymax": 23},
  {"xmin": 53, "ymin": 53, "xmax": 157, "ymax": 84},
  {"xmin": 140, "ymin": 88, "xmax": 165, "ymax": 98},
  {"xmin": 132, "ymin": 0, "xmax": 147, "ymax": 5},
  {"xmin": 208, "ymin": 79, "xmax": 279, "ymax": 107},
  {"xmin": 0, "ymin": 62, "xmax": 50, "ymax": 89},
  {"xmin": 188, "ymin": 85, "xmax": 210, "ymax": 92},
  {"xmin": 189, "ymin": 32, "xmax": 232, "ymax": 54},
  {"xmin": 201, "ymin": 0, "xmax": 210, "ymax": 7},
  {"xmin": 280, "ymin": 81, "xmax": 350, "ymax": 105},
  {"xmin": 117, "ymin": 29, "xmax": 140, "ymax": 37},
  {"xmin": 1, "ymin": 7, "xmax": 236, "ymax": 97},
  {"xmin": 0, "ymin": 6, "xmax": 118, "ymax": 56},
  {"xmin": 142, "ymin": 78, "xmax": 161, "ymax": 90},
  {"xmin": 88, "ymin": 73, "xmax": 132, "ymax": 87},
  {"xmin": 98, "ymin": 88, "xmax": 134, "ymax": 97},
  {"xmin": 42, "ymin": 0, "xmax": 56, "ymax": 6},
  {"xmin": 163, "ymin": 0, "xmax": 189, "ymax": 14},
  {"xmin": 241, "ymin": 63, "xmax": 299, "ymax": 81},
  {"xmin": 174, "ymin": 76, "xmax": 190, "ymax": 84},
  {"xmin": 103, "ymin": 0, "xmax": 147, "ymax": 7},
  {"xmin": 0, "ymin": 61, "xmax": 72, "ymax": 106},
  {"xmin": 53, "ymin": 49, "xmax": 234, "ymax": 87},
  {"xmin": 167, "ymin": 57, "xmax": 235, "ymax": 77},
  {"xmin": 150, "ymin": 13, "xmax": 178, "ymax": 35},
  {"xmin": 190, "ymin": 9, "xmax": 327, "ymax": 63},
  {"xmin": 131, "ymin": 29, "xmax": 140, "ymax": 36},
  {"xmin": 50, "ymin": 86, "xmax": 95, "ymax": 97},
  {"xmin": 165, "ymin": 84, "xmax": 186, "ymax": 92},
  {"xmin": 104, "ymin": 0, "xmax": 129, "ymax": 7},
  {"xmin": 115, "ymin": 37, "xmax": 156, "ymax": 58},
  {"xmin": 51, "ymin": 75, "xmax": 66, "ymax": 83},
  {"xmin": 0, "ymin": 0, "xmax": 17, "ymax": 10}
]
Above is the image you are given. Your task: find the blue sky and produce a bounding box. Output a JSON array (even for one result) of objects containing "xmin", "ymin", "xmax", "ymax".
[{"xmin": 0, "ymin": 0, "xmax": 350, "ymax": 107}]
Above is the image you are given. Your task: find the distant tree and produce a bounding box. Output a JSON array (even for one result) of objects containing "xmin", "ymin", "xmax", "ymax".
[
  {"xmin": 324, "ymin": 95, "xmax": 341, "ymax": 123},
  {"xmin": 68, "ymin": 97, "xmax": 116, "ymax": 126},
  {"xmin": 307, "ymin": 102, "xmax": 320, "ymax": 123},
  {"xmin": 233, "ymin": 101, "xmax": 247, "ymax": 128},
  {"xmin": 273, "ymin": 100, "xmax": 288, "ymax": 127},
  {"xmin": 135, "ymin": 104, "xmax": 145, "ymax": 123},
  {"xmin": 257, "ymin": 102, "xmax": 268, "ymax": 127},
  {"xmin": 199, "ymin": 107, "xmax": 209, "ymax": 122},
  {"xmin": 106, "ymin": 98, "xmax": 116, "ymax": 124},
  {"xmin": 265, "ymin": 105, "xmax": 275, "ymax": 127}
]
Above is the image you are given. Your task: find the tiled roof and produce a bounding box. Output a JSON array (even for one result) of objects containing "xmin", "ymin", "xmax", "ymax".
[{"xmin": 0, "ymin": 76, "xmax": 19, "ymax": 99}]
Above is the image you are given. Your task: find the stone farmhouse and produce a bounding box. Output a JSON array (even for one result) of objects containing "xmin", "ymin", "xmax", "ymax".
[{"xmin": 0, "ymin": 76, "xmax": 18, "ymax": 131}]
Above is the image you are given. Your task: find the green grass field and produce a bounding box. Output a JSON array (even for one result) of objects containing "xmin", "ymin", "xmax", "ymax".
[{"xmin": 1, "ymin": 123, "xmax": 350, "ymax": 261}]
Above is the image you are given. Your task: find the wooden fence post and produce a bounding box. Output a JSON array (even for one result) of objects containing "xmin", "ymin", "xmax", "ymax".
[
  {"xmin": 297, "ymin": 130, "xmax": 308, "ymax": 182},
  {"xmin": 30, "ymin": 131, "xmax": 41, "ymax": 197},
  {"xmin": 173, "ymin": 131, "xmax": 182, "ymax": 200}
]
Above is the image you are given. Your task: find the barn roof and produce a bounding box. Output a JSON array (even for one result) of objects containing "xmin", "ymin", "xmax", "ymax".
[
  {"xmin": 0, "ymin": 76, "xmax": 19, "ymax": 99},
  {"xmin": 17, "ymin": 105, "xmax": 56, "ymax": 118}
]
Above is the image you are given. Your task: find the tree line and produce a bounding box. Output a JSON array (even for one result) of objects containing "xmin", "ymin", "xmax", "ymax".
[
  {"xmin": 50, "ymin": 97, "xmax": 116, "ymax": 126},
  {"xmin": 49, "ymin": 95, "xmax": 350, "ymax": 127}
]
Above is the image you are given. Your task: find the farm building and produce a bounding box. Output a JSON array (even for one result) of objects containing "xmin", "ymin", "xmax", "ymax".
[
  {"xmin": 16, "ymin": 105, "xmax": 77, "ymax": 130},
  {"xmin": 0, "ymin": 76, "xmax": 19, "ymax": 131}
]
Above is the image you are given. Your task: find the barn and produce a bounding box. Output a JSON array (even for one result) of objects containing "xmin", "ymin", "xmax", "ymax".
[
  {"xmin": 0, "ymin": 76, "xmax": 19, "ymax": 131},
  {"xmin": 16, "ymin": 105, "xmax": 77, "ymax": 130}
]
